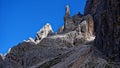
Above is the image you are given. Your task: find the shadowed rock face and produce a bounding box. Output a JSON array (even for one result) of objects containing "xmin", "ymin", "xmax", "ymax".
[
  {"xmin": 0, "ymin": 0, "xmax": 119, "ymax": 68},
  {"xmin": 85, "ymin": 0, "xmax": 120, "ymax": 61},
  {"xmin": 0, "ymin": 55, "xmax": 2, "ymax": 62},
  {"xmin": 0, "ymin": 4, "xmax": 95, "ymax": 68}
]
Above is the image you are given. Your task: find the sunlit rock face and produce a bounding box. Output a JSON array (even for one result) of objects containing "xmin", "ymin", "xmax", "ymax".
[
  {"xmin": 35, "ymin": 23, "xmax": 53, "ymax": 43},
  {"xmin": 24, "ymin": 23, "xmax": 54, "ymax": 44},
  {"xmin": 1, "ymin": 0, "xmax": 120, "ymax": 67},
  {"xmin": 63, "ymin": 5, "xmax": 75, "ymax": 32},
  {"xmin": 0, "ymin": 4, "xmax": 96, "ymax": 68},
  {"xmin": 85, "ymin": 0, "xmax": 120, "ymax": 62},
  {"xmin": 63, "ymin": 5, "xmax": 94, "ymax": 40}
]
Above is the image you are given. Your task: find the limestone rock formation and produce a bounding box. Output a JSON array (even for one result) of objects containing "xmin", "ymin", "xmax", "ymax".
[
  {"xmin": 65, "ymin": 5, "xmax": 70, "ymax": 17},
  {"xmin": 0, "ymin": 4, "xmax": 96, "ymax": 68},
  {"xmin": 0, "ymin": 0, "xmax": 119, "ymax": 68},
  {"xmin": 63, "ymin": 5, "xmax": 76, "ymax": 32},
  {"xmin": 63, "ymin": 5, "xmax": 94, "ymax": 40},
  {"xmin": 85, "ymin": 0, "xmax": 120, "ymax": 62},
  {"xmin": 40, "ymin": 31, "xmax": 80, "ymax": 48},
  {"xmin": 26, "ymin": 37, "xmax": 36, "ymax": 44},
  {"xmin": 35, "ymin": 23, "xmax": 53, "ymax": 43},
  {"xmin": 0, "ymin": 54, "xmax": 3, "ymax": 62},
  {"xmin": 57, "ymin": 26, "xmax": 64, "ymax": 34},
  {"xmin": 23, "ymin": 23, "xmax": 53, "ymax": 44}
]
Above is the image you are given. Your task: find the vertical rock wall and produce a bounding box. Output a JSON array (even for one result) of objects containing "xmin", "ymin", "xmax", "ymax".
[{"xmin": 85, "ymin": 0, "xmax": 120, "ymax": 61}]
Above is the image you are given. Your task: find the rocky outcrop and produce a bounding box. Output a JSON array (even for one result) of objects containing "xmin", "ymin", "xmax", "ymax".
[
  {"xmin": 63, "ymin": 5, "xmax": 94, "ymax": 40},
  {"xmin": 0, "ymin": 42, "xmax": 75, "ymax": 68},
  {"xmin": 1, "ymin": 0, "xmax": 119, "ymax": 67},
  {"xmin": 0, "ymin": 54, "xmax": 3, "ymax": 62},
  {"xmin": 25, "ymin": 37, "xmax": 35, "ymax": 43},
  {"xmin": 63, "ymin": 5, "xmax": 76, "ymax": 32},
  {"xmin": 23, "ymin": 23, "xmax": 53, "ymax": 44},
  {"xmin": 0, "ymin": 4, "xmax": 95, "ymax": 67},
  {"xmin": 40, "ymin": 31, "xmax": 82, "ymax": 48},
  {"xmin": 85, "ymin": 0, "xmax": 120, "ymax": 62},
  {"xmin": 35, "ymin": 23, "xmax": 53, "ymax": 43},
  {"xmin": 57, "ymin": 26, "xmax": 64, "ymax": 34}
]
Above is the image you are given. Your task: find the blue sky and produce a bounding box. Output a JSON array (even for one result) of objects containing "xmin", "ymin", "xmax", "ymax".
[{"xmin": 0, "ymin": 0, "xmax": 86, "ymax": 54}]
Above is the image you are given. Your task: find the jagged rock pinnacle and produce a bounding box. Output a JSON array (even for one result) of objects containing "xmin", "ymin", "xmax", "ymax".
[
  {"xmin": 35, "ymin": 23, "xmax": 53, "ymax": 43},
  {"xmin": 23, "ymin": 23, "xmax": 53, "ymax": 44},
  {"xmin": 1, "ymin": 0, "xmax": 119, "ymax": 67},
  {"xmin": 65, "ymin": 5, "xmax": 70, "ymax": 17}
]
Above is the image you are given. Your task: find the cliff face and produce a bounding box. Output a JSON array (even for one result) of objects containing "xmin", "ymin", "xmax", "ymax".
[
  {"xmin": 0, "ymin": 54, "xmax": 2, "ymax": 62},
  {"xmin": 0, "ymin": 5, "xmax": 96, "ymax": 68},
  {"xmin": 0, "ymin": 0, "xmax": 120, "ymax": 68},
  {"xmin": 85, "ymin": 0, "xmax": 120, "ymax": 62}
]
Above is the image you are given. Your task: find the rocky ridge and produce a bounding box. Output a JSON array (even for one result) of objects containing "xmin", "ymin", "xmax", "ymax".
[
  {"xmin": 0, "ymin": 5, "xmax": 95, "ymax": 68},
  {"xmin": 24, "ymin": 23, "xmax": 53, "ymax": 44},
  {"xmin": 0, "ymin": 0, "xmax": 120, "ymax": 68}
]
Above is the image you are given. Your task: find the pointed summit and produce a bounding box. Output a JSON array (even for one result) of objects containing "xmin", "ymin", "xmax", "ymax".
[
  {"xmin": 35, "ymin": 23, "xmax": 53, "ymax": 43},
  {"xmin": 65, "ymin": 5, "xmax": 70, "ymax": 17}
]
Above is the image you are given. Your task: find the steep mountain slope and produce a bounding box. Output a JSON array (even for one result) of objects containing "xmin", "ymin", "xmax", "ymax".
[
  {"xmin": 85, "ymin": 0, "xmax": 120, "ymax": 62},
  {"xmin": 0, "ymin": 0, "xmax": 120, "ymax": 68},
  {"xmin": 0, "ymin": 5, "xmax": 95, "ymax": 68},
  {"xmin": 0, "ymin": 54, "xmax": 3, "ymax": 62}
]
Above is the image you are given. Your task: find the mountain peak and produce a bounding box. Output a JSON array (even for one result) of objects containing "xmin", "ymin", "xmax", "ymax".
[
  {"xmin": 23, "ymin": 23, "xmax": 53, "ymax": 44},
  {"xmin": 35, "ymin": 23, "xmax": 53, "ymax": 43},
  {"xmin": 0, "ymin": 0, "xmax": 119, "ymax": 67},
  {"xmin": 65, "ymin": 5, "xmax": 70, "ymax": 17}
]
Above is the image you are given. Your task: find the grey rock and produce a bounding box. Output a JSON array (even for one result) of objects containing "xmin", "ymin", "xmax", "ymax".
[
  {"xmin": 72, "ymin": 13, "xmax": 83, "ymax": 26},
  {"xmin": 26, "ymin": 37, "xmax": 36, "ymax": 44},
  {"xmin": 57, "ymin": 26, "xmax": 64, "ymax": 34},
  {"xmin": 40, "ymin": 31, "xmax": 80, "ymax": 48},
  {"xmin": 85, "ymin": 0, "xmax": 120, "ymax": 62},
  {"xmin": 35, "ymin": 23, "xmax": 53, "ymax": 43},
  {"xmin": 83, "ymin": 14, "xmax": 94, "ymax": 36},
  {"xmin": 63, "ymin": 5, "xmax": 76, "ymax": 32},
  {"xmin": 0, "ymin": 42, "xmax": 73, "ymax": 68},
  {"xmin": 63, "ymin": 5, "xmax": 94, "ymax": 39},
  {"xmin": 65, "ymin": 5, "xmax": 70, "ymax": 17},
  {"xmin": 1, "ymin": 0, "xmax": 120, "ymax": 67},
  {"xmin": 63, "ymin": 16, "xmax": 75, "ymax": 32},
  {"xmin": 0, "ymin": 54, "xmax": 3, "ymax": 62}
]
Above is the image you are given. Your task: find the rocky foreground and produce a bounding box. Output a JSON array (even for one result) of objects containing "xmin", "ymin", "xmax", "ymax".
[{"xmin": 0, "ymin": 0, "xmax": 120, "ymax": 68}]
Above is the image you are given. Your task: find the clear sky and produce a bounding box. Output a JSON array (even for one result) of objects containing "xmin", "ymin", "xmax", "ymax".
[{"xmin": 0, "ymin": 0, "xmax": 86, "ymax": 54}]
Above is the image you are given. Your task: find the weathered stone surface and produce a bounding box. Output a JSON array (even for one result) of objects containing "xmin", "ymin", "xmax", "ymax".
[
  {"xmin": 2, "ymin": 0, "xmax": 120, "ymax": 67},
  {"xmin": 40, "ymin": 31, "xmax": 79, "ymax": 48},
  {"xmin": 85, "ymin": 0, "xmax": 120, "ymax": 62},
  {"xmin": 0, "ymin": 54, "xmax": 3, "ymax": 62},
  {"xmin": 57, "ymin": 26, "xmax": 64, "ymax": 34},
  {"xmin": 26, "ymin": 37, "xmax": 36, "ymax": 44},
  {"xmin": 65, "ymin": 5, "xmax": 70, "ymax": 17},
  {"xmin": 35, "ymin": 23, "xmax": 53, "ymax": 43},
  {"xmin": 83, "ymin": 14, "xmax": 94, "ymax": 36},
  {"xmin": 0, "ymin": 42, "xmax": 71, "ymax": 68},
  {"xmin": 63, "ymin": 5, "xmax": 76, "ymax": 32},
  {"xmin": 63, "ymin": 5, "xmax": 94, "ymax": 39},
  {"xmin": 72, "ymin": 13, "xmax": 83, "ymax": 26}
]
